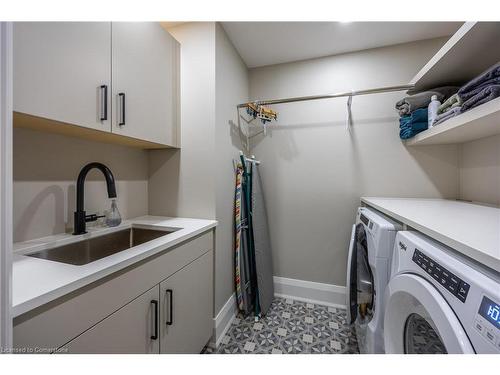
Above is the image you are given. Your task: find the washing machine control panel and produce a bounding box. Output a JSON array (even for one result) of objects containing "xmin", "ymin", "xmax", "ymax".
[
  {"xmin": 474, "ymin": 296, "xmax": 500, "ymax": 350},
  {"xmin": 412, "ymin": 249, "xmax": 470, "ymax": 302}
]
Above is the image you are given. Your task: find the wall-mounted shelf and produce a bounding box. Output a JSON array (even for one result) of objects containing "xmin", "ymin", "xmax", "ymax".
[
  {"xmin": 410, "ymin": 22, "xmax": 500, "ymax": 93},
  {"xmin": 405, "ymin": 96, "xmax": 500, "ymax": 146},
  {"xmin": 14, "ymin": 112, "xmax": 174, "ymax": 150},
  {"xmin": 404, "ymin": 21, "xmax": 500, "ymax": 146}
]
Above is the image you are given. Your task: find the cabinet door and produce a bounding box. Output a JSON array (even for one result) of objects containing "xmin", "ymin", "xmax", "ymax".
[
  {"xmin": 160, "ymin": 251, "xmax": 213, "ymax": 353},
  {"xmin": 62, "ymin": 285, "xmax": 160, "ymax": 354},
  {"xmin": 14, "ymin": 22, "xmax": 112, "ymax": 131},
  {"xmin": 111, "ymin": 22, "xmax": 179, "ymax": 146}
]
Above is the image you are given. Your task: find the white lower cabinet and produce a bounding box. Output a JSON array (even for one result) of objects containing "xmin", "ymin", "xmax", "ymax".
[
  {"xmin": 63, "ymin": 285, "xmax": 160, "ymax": 354},
  {"xmin": 159, "ymin": 251, "xmax": 213, "ymax": 353},
  {"xmin": 62, "ymin": 251, "xmax": 213, "ymax": 354},
  {"xmin": 14, "ymin": 232, "xmax": 214, "ymax": 354}
]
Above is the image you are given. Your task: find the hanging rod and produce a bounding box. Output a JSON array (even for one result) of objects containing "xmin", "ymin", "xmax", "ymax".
[{"xmin": 237, "ymin": 84, "xmax": 415, "ymax": 108}]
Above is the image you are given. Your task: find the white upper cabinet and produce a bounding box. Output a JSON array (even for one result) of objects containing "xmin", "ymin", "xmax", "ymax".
[
  {"xmin": 14, "ymin": 22, "xmax": 112, "ymax": 132},
  {"xmin": 13, "ymin": 22, "xmax": 180, "ymax": 148},
  {"xmin": 112, "ymin": 22, "xmax": 180, "ymax": 146}
]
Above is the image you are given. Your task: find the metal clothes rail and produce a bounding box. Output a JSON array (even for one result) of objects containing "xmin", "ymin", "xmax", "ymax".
[
  {"xmin": 236, "ymin": 83, "xmax": 416, "ymax": 151},
  {"xmin": 237, "ymin": 84, "xmax": 415, "ymax": 108}
]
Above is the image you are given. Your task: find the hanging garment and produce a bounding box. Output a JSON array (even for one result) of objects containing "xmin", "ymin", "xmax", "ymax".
[
  {"xmin": 243, "ymin": 161, "xmax": 260, "ymax": 316},
  {"xmin": 251, "ymin": 164, "xmax": 274, "ymax": 316},
  {"xmin": 240, "ymin": 176, "xmax": 253, "ymax": 315},
  {"xmin": 234, "ymin": 165, "xmax": 244, "ymax": 312},
  {"xmin": 234, "ymin": 163, "xmax": 253, "ymax": 315},
  {"xmin": 234, "ymin": 160, "xmax": 258, "ymax": 316}
]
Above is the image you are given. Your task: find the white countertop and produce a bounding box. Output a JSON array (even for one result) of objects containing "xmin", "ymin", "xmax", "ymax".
[
  {"xmin": 12, "ymin": 216, "xmax": 217, "ymax": 317},
  {"xmin": 361, "ymin": 197, "xmax": 500, "ymax": 272}
]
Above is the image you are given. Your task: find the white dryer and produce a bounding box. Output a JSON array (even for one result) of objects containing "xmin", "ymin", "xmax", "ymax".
[
  {"xmin": 384, "ymin": 231, "xmax": 500, "ymax": 354},
  {"xmin": 346, "ymin": 207, "xmax": 401, "ymax": 353}
]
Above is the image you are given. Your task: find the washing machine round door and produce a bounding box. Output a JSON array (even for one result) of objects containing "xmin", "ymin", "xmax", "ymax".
[
  {"xmin": 384, "ymin": 274, "xmax": 475, "ymax": 354},
  {"xmin": 346, "ymin": 223, "xmax": 374, "ymax": 325}
]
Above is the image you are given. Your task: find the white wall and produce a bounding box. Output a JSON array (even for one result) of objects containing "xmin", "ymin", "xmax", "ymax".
[
  {"xmin": 13, "ymin": 127, "xmax": 149, "ymax": 242},
  {"xmin": 151, "ymin": 22, "xmax": 251, "ymax": 314},
  {"xmin": 0, "ymin": 20, "xmax": 14, "ymax": 349},
  {"xmin": 459, "ymin": 135, "xmax": 500, "ymax": 206},
  {"xmin": 150, "ymin": 23, "xmax": 246, "ymax": 316},
  {"xmin": 214, "ymin": 24, "xmax": 248, "ymax": 313},
  {"xmin": 148, "ymin": 22, "xmax": 216, "ymax": 220},
  {"xmin": 248, "ymin": 38, "xmax": 460, "ymax": 286}
]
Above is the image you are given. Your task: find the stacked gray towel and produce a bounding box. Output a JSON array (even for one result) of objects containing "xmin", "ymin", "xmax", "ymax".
[
  {"xmin": 434, "ymin": 106, "xmax": 462, "ymax": 126},
  {"xmin": 458, "ymin": 62, "xmax": 500, "ymax": 112},
  {"xmin": 395, "ymin": 86, "xmax": 459, "ymax": 116},
  {"xmin": 461, "ymin": 85, "xmax": 500, "ymax": 112},
  {"xmin": 458, "ymin": 62, "xmax": 500, "ymax": 99}
]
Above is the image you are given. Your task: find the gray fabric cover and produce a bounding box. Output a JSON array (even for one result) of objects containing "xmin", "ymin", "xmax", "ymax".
[{"xmin": 251, "ymin": 164, "xmax": 274, "ymax": 315}]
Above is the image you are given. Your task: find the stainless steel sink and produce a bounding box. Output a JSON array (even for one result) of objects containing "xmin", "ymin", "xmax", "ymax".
[{"xmin": 26, "ymin": 227, "xmax": 177, "ymax": 266}]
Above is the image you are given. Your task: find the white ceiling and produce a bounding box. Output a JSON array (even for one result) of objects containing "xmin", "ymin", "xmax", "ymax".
[{"xmin": 221, "ymin": 22, "xmax": 463, "ymax": 68}]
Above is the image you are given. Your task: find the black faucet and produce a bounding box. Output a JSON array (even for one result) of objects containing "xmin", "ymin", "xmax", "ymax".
[{"xmin": 73, "ymin": 162, "xmax": 117, "ymax": 235}]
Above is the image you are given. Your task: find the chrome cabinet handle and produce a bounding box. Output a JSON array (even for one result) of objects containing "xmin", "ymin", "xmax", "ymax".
[
  {"xmin": 99, "ymin": 85, "xmax": 108, "ymax": 121},
  {"xmin": 166, "ymin": 289, "xmax": 173, "ymax": 326},
  {"xmin": 118, "ymin": 92, "xmax": 125, "ymax": 126}
]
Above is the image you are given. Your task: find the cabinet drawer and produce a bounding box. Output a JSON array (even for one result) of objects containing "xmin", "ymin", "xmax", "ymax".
[{"xmin": 14, "ymin": 230, "xmax": 213, "ymax": 351}]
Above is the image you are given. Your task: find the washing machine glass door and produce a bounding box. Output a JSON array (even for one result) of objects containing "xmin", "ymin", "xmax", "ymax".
[
  {"xmin": 346, "ymin": 224, "xmax": 356, "ymax": 324},
  {"xmin": 346, "ymin": 223, "xmax": 374, "ymax": 325},
  {"xmin": 384, "ymin": 274, "xmax": 475, "ymax": 354}
]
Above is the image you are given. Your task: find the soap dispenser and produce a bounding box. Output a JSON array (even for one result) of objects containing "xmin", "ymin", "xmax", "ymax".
[{"xmin": 106, "ymin": 199, "xmax": 122, "ymax": 227}]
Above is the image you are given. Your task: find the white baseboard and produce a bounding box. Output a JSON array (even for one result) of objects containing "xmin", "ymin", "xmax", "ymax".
[
  {"xmin": 211, "ymin": 293, "xmax": 237, "ymax": 348},
  {"xmin": 273, "ymin": 276, "xmax": 346, "ymax": 308}
]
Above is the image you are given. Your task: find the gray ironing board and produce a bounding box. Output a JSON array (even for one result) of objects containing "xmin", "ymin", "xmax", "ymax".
[{"xmin": 251, "ymin": 164, "xmax": 274, "ymax": 315}]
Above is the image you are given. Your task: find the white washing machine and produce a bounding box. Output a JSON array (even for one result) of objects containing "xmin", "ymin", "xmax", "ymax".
[
  {"xmin": 346, "ymin": 207, "xmax": 401, "ymax": 353},
  {"xmin": 384, "ymin": 231, "xmax": 500, "ymax": 354}
]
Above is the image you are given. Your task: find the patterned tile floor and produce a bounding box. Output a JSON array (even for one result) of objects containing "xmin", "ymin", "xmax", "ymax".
[{"xmin": 206, "ymin": 297, "xmax": 359, "ymax": 354}]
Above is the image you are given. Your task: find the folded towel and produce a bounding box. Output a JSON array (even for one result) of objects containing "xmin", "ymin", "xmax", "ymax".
[
  {"xmin": 458, "ymin": 62, "xmax": 500, "ymax": 98},
  {"xmin": 400, "ymin": 121, "xmax": 427, "ymax": 139},
  {"xmin": 399, "ymin": 108, "xmax": 428, "ymax": 139},
  {"xmin": 437, "ymin": 93, "xmax": 462, "ymax": 114},
  {"xmin": 461, "ymin": 85, "xmax": 500, "ymax": 112},
  {"xmin": 459, "ymin": 76, "xmax": 500, "ymax": 101},
  {"xmin": 395, "ymin": 86, "xmax": 459, "ymax": 116},
  {"xmin": 434, "ymin": 106, "xmax": 462, "ymax": 126}
]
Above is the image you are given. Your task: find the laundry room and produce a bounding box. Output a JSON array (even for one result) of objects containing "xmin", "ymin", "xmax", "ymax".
[{"xmin": 0, "ymin": 1, "xmax": 499, "ymax": 373}]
